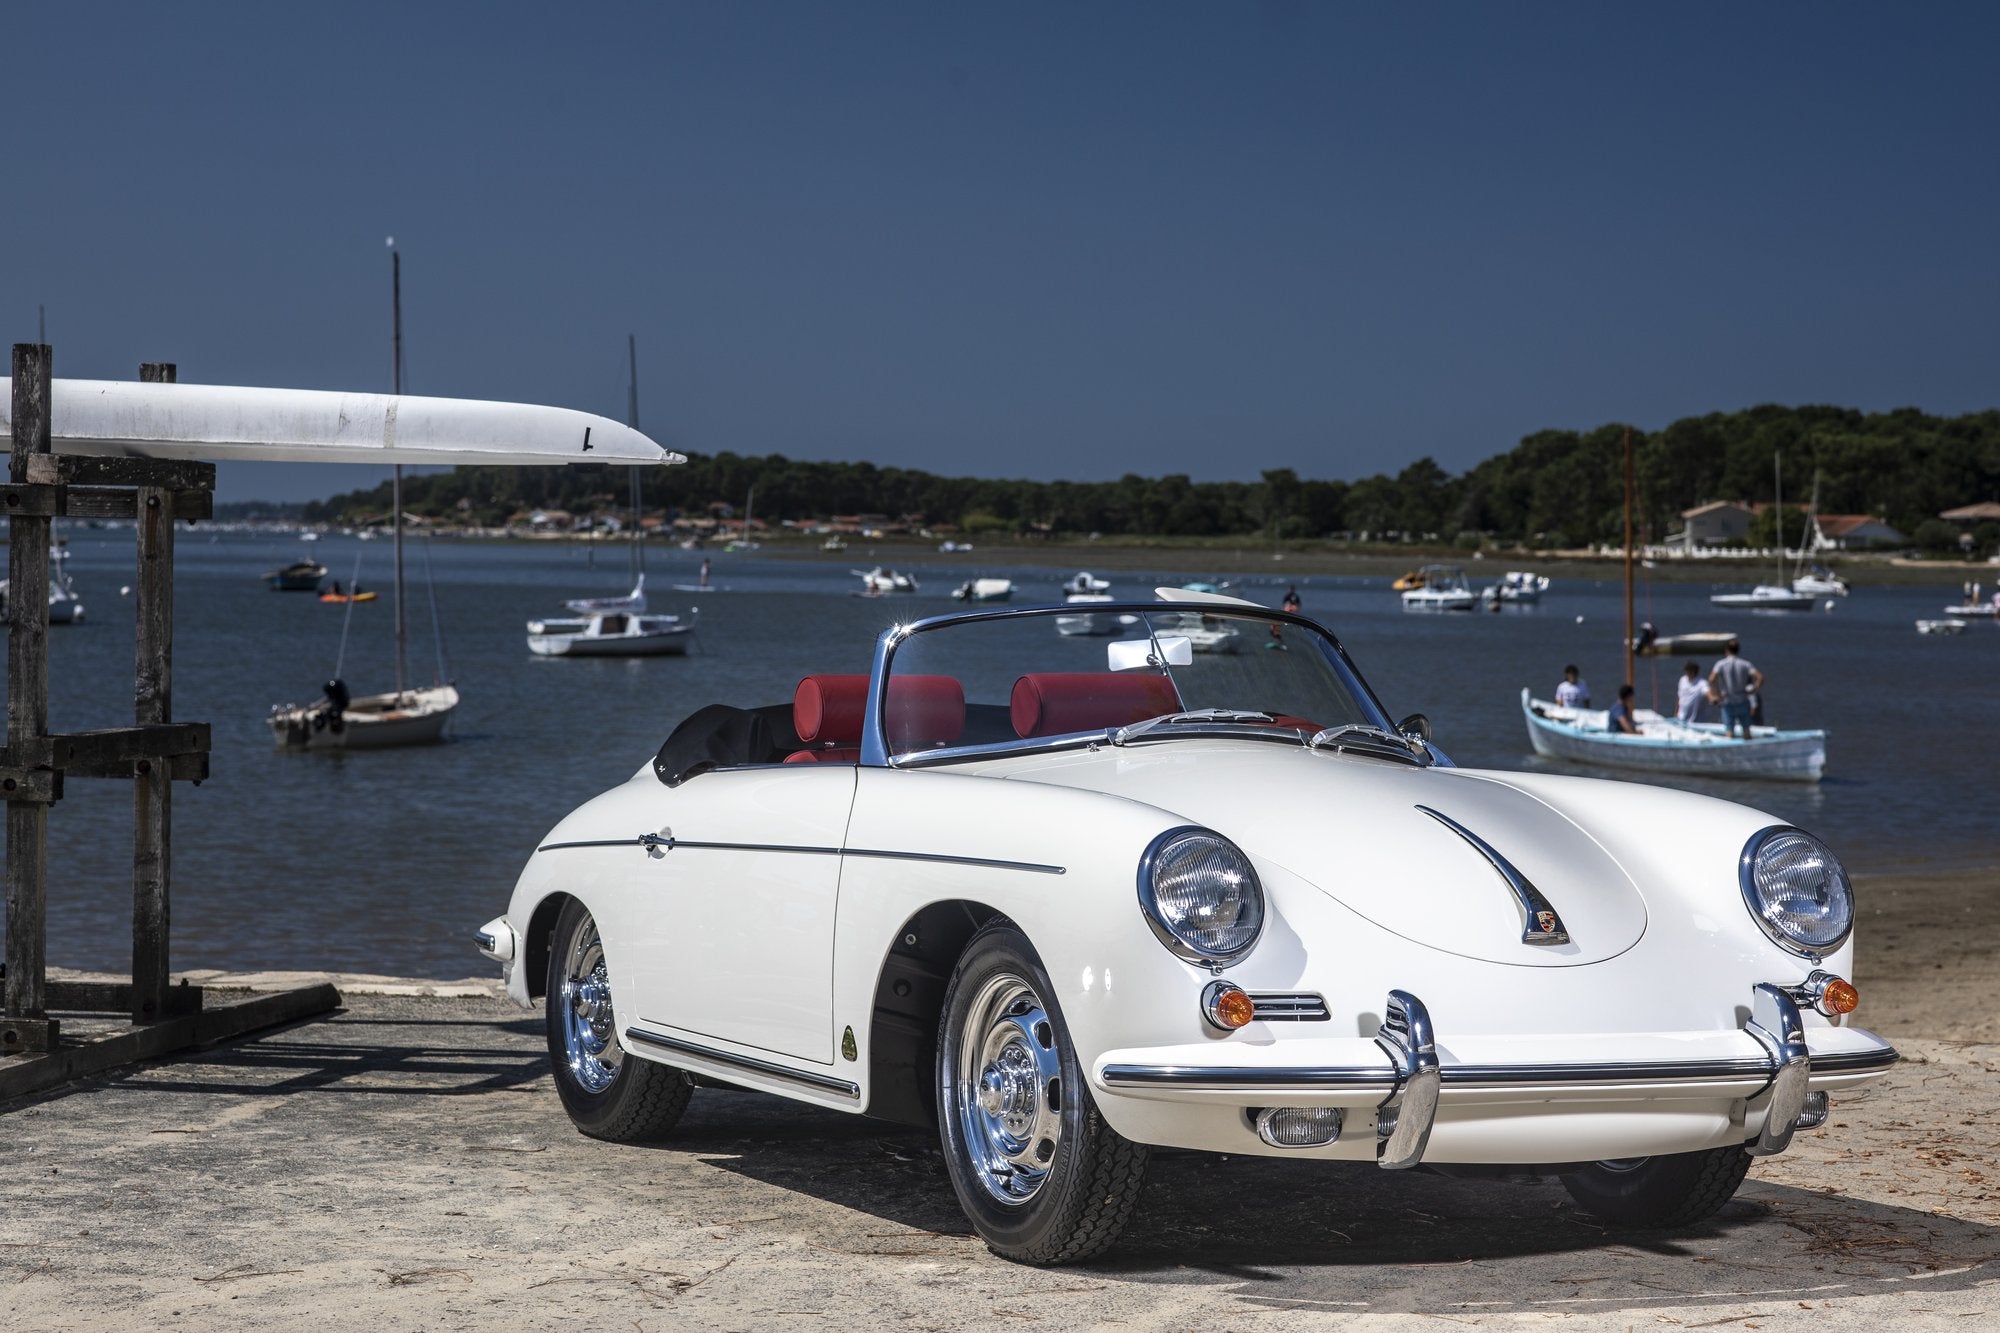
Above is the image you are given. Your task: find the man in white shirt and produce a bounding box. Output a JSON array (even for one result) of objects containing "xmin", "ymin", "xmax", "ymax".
[
  {"xmin": 1675, "ymin": 660, "xmax": 1710, "ymax": 724},
  {"xmin": 1555, "ymin": 664, "xmax": 1590, "ymax": 709}
]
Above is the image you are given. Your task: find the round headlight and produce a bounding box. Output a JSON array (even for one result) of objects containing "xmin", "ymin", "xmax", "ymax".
[
  {"xmin": 1740, "ymin": 827, "xmax": 1853, "ymax": 956},
  {"xmin": 1138, "ymin": 827, "xmax": 1264, "ymax": 965}
]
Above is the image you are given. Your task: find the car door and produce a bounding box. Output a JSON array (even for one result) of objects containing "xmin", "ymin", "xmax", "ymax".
[{"xmin": 627, "ymin": 764, "xmax": 856, "ymax": 1065}]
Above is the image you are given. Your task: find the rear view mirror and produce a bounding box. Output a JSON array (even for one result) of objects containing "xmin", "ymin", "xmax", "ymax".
[{"xmin": 1108, "ymin": 635, "xmax": 1194, "ymax": 672}]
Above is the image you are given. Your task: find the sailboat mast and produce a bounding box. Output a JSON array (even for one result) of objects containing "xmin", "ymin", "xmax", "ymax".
[
  {"xmin": 1622, "ymin": 426, "xmax": 1634, "ymax": 692},
  {"xmin": 391, "ymin": 245, "xmax": 407, "ymax": 697},
  {"xmin": 1773, "ymin": 452, "xmax": 1783, "ymax": 586},
  {"xmin": 627, "ymin": 334, "xmax": 642, "ymax": 583}
]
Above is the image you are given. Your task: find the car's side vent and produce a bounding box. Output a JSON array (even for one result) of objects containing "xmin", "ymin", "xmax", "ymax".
[{"xmin": 1249, "ymin": 992, "xmax": 1330, "ymax": 1022}]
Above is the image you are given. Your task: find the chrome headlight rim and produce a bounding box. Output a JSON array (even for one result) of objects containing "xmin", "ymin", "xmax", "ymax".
[
  {"xmin": 1738, "ymin": 825, "xmax": 1854, "ymax": 959},
  {"xmin": 1137, "ymin": 825, "xmax": 1265, "ymax": 967}
]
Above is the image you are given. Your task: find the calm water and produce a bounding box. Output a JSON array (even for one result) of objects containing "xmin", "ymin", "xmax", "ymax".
[{"xmin": 8, "ymin": 530, "xmax": 1995, "ymax": 978}]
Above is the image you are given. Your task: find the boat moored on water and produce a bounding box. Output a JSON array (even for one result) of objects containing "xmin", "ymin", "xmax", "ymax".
[
  {"xmin": 855, "ymin": 566, "xmax": 918, "ymax": 595},
  {"xmin": 1916, "ymin": 619, "xmax": 1967, "ymax": 635},
  {"xmin": 269, "ymin": 681, "xmax": 460, "ymax": 750},
  {"xmin": 1709, "ymin": 584, "xmax": 1818, "ymax": 612},
  {"xmin": 263, "ymin": 559, "xmax": 328, "ymax": 592},
  {"xmin": 1400, "ymin": 565, "xmax": 1477, "ymax": 611},
  {"xmin": 528, "ymin": 609, "xmax": 694, "ymax": 657},
  {"xmin": 1634, "ymin": 625, "xmax": 1738, "ymax": 657},
  {"xmin": 1521, "ymin": 690, "xmax": 1826, "ymax": 782},
  {"xmin": 950, "ymin": 577, "xmax": 1013, "ymax": 603},
  {"xmin": 1481, "ymin": 570, "xmax": 1549, "ymax": 605}
]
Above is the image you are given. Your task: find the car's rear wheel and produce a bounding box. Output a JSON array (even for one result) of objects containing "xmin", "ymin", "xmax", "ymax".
[
  {"xmin": 1560, "ymin": 1147, "xmax": 1752, "ymax": 1227},
  {"xmin": 937, "ymin": 923, "xmax": 1150, "ymax": 1265},
  {"xmin": 545, "ymin": 897, "xmax": 692, "ymax": 1142}
]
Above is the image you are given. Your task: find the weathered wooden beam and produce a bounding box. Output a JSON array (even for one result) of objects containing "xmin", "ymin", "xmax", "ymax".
[
  {"xmin": 46, "ymin": 977, "xmax": 202, "ymax": 1018},
  {"xmin": 47, "ymin": 724, "xmax": 210, "ymax": 770},
  {"xmin": 0, "ymin": 983, "xmax": 339, "ymax": 1097},
  {"xmin": 133, "ymin": 470, "xmax": 177, "ymax": 1024},
  {"xmin": 6, "ymin": 344, "xmax": 55, "ymax": 1050},
  {"xmin": 0, "ymin": 767, "xmax": 61, "ymax": 803},
  {"xmin": 23, "ymin": 452, "xmax": 215, "ymax": 492},
  {"xmin": 0, "ymin": 483, "xmax": 210, "ymax": 521}
]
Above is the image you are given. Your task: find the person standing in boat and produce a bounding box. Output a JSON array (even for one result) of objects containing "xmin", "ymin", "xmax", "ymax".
[
  {"xmin": 1555, "ymin": 664, "xmax": 1591, "ymax": 709},
  {"xmin": 1707, "ymin": 639, "xmax": 1763, "ymax": 740},
  {"xmin": 1675, "ymin": 660, "xmax": 1709, "ymax": 724}
]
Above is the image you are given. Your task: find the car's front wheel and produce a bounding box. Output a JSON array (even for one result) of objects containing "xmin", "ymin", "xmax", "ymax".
[
  {"xmin": 545, "ymin": 897, "xmax": 692, "ymax": 1142},
  {"xmin": 937, "ymin": 924, "xmax": 1150, "ymax": 1265},
  {"xmin": 1560, "ymin": 1147, "xmax": 1752, "ymax": 1227}
]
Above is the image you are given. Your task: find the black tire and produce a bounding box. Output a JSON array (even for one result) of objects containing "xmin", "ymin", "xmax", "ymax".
[
  {"xmin": 936, "ymin": 923, "xmax": 1150, "ymax": 1265},
  {"xmin": 1560, "ymin": 1146, "xmax": 1752, "ymax": 1227},
  {"xmin": 545, "ymin": 897, "xmax": 692, "ymax": 1142}
]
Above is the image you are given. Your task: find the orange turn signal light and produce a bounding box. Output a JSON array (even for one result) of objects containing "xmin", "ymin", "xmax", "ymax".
[
  {"xmin": 1202, "ymin": 980, "xmax": 1256, "ymax": 1030},
  {"xmin": 1819, "ymin": 976, "xmax": 1859, "ymax": 1016}
]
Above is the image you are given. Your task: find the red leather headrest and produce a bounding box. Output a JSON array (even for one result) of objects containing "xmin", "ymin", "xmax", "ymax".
[
  {"xmin": 795, "ymin": 675, "xmax": 869, "ymax": 744},
  {"xmin": 1011, "ymin": 673, "xmax": 1179, "ymax": 738},
  {"xmin": 795, "ymin": 674, "xmax": 966, "ymax": 752}
]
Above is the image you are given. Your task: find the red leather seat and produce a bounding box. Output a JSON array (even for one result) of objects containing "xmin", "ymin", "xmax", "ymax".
[
  {"xmin": 1010, "ymin": 673, "xmax": 1179, "ymax": 738},
  {"xmin": 790, "ymin": 673, "xmax": 965, "ymax": 759}
]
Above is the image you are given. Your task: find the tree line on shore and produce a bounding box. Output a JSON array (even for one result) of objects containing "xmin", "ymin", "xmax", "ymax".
[{"xmin": 300, "ymin": 403, "xmax": 2000, "ymax": 550}]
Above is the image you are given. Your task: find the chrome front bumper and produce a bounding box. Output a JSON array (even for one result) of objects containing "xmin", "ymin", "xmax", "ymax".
[{"xmin": 1096, "ymin": 983, "xmax": 1899, "ymax": 1168}]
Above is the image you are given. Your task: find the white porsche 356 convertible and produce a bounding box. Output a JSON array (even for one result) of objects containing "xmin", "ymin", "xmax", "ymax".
[{"xmin": 477, "ymin": 594, "xmax": 1895, "ymax": 1264}]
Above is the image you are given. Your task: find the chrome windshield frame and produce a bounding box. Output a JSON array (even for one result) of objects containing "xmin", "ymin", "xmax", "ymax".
[{"xmin": 858, "ymin": 600, "xmax": 1399, "ymax": 768}]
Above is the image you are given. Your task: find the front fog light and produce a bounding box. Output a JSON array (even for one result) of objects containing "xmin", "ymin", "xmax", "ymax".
[
  {"xmin": 1793, "ymin": 1091, "xmax": 1830, "ymax": 1131},
  {"xmin": 1255, "ymin": 1106, "xmax": 1344, "ymax": 1148}
]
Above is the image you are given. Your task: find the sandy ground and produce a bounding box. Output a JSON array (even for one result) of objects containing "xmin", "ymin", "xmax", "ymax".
[{"xmin": 3, "ymin": 868, "xmax": 1995, "ymax": 1330}]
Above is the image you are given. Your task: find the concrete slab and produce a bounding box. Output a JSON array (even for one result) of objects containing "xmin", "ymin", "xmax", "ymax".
[{"xmin": 3, "ymin": 994, "xmax": 1995, "ymax": 1330}]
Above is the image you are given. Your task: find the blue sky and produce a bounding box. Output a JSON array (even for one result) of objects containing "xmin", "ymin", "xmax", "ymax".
[{"xmin": 7, "ymin": 3, "xmax": 1997, "ymax": 502}]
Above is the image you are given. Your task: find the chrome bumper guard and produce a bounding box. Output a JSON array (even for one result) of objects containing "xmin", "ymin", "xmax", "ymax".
[{"xmin": 1098, "ymin": 983, "xmax": 1898, "ymax": 1170}]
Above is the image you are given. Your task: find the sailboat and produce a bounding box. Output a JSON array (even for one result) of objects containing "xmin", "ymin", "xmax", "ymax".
[
  {"xmin": 1522, "ymin": 429, "xmax": 1827, "ymax": 782},
  {"xmin": 268, "ymin": 243, "xmax": 459, "ymax": 750},
  {"xmin": 2, "ymin": 537, "xmax": 86, "ymax": 624},
  {"xmin": 725, "ymin": 485, "xmax": 761, "ymax": 552},
  {"xmin": 1791, "ymin": 471, "xmax": 1849, "ymax": 596},
  {"xmin": 527, "ymin": 337, "xmax": 696, "ymax": 658},
  {"xmin": 1710, "ymin": 454, "xmax": 1818, "ymax": 610}
]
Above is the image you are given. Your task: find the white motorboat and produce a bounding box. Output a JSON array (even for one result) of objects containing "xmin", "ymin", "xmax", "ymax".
[
  {"xmin": 1061, "ymin": 571, "xmax": 1111, "ymax": 596},
  {"xmin": 564, "ymin": 574, "xmax": 646, "ymax": 615},
  {"xmin": 1709, "ymin": 584, "xmax": 1820, "ymax": 611},
  {"xmin": 528, "ymin": 609, "xmax": 694, "ymax": 657},
  {"xmin": 269, "ymin": 682, "xmax": 460, "ymax": 750},
  {"xmin": 1400, "ymin": 565, "xmax": 1477, "ymax": 611},
  {"xmin": 1521, "ymin": 690, "xmax": 1826, "ymax": 782},
  {"xmin": 855, "ymin": 567, "xmax": 918, "ymax": 594},
  {"xmin": 1792, "ymin": 564, "xmax": 1848, "ymax": 597},
  {"xmin": 950, "ymin": 577, "xmax": 1013, "ymax": 603},
  {"xmin": 1482, "ymin": 570, "xmax": 1549, "ymax": 604},
  {"xmin": 1917, "ymin": 619, "xmax": 1967, "ymax": 635},
  {"xmin": 1943, "ymin": 599, "xmax": 1999, "ymax": 618}
]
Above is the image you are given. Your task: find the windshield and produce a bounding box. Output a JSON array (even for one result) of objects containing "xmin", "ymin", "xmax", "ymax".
[{"xmin": 876, "ymin": 603, "xmax": 1394, "ymax": 763}]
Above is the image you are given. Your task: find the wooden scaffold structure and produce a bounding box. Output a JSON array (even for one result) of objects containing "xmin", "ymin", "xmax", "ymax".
[{"xmin": 1, "ymin": 344, "xmax": 337, "ymax": 1099}]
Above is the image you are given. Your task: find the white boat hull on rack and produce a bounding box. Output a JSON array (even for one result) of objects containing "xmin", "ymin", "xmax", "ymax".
[
  {"xmin": 1521, "ymin": 690, "xmax": 1825, "ymax": 782},
  {"xmin": 269, "ymin": 684, "xmax": 459, "ymax": 751},
  {"xmin": 0, "ymin": 379, "xmax": 684, "ymax": 467}
]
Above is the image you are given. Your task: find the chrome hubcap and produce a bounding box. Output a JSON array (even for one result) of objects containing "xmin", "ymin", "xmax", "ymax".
[
  {"xmin": 558, "ymin": 910, "xmax": 623, "ymax": 1093},
  {"xmin": 957, "ymin": 974, "xmax": 1064, "ymax": 1204}
]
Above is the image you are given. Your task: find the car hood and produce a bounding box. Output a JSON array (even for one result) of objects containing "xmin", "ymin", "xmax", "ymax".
[{"xmin": 991, "ymin": 741, "xmax": 1647, "ymax": 967}]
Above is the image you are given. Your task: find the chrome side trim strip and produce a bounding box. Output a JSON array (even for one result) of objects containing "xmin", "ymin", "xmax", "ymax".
[
  {"xmin": 1811, "ymin": 1045, "xmax": 1899, "ymax": 1074},
  {"xmin": 1415, "ymin": 805, "xmax": 1571, "ymax": 946},
  {"xmin": 539, "ymin": 836, "xmax": 1063, "ymax": 875},
  {"xmin": 844, "ymin": 847, "xmax": 1066, "ymax": 876},
  {"xmin": 624, "ymin": 1027, "xmax": 861, "ymax": 1099},
  {"xmin": 1101, "ymin": 1064, "xmax": 1396, "ymax": 1090}
]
